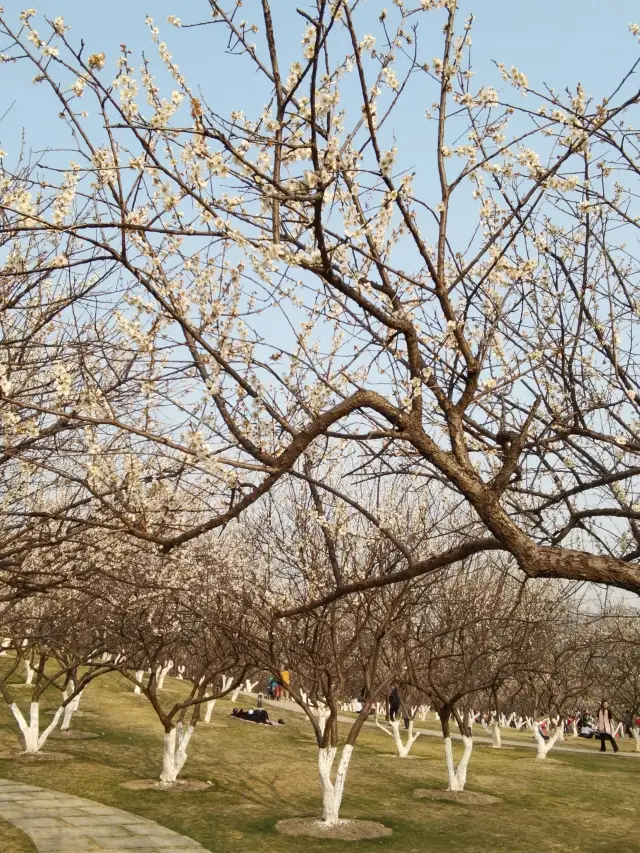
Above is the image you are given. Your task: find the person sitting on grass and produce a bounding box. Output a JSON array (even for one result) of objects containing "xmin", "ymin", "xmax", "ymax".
[{"xmin": 578, "ymin": 711, "xmax": 596, "ymax": 739}]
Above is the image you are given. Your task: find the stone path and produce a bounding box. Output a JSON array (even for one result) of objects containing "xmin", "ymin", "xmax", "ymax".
[{"xmin": 0, "ymin": 778, "xmax": 210, "ymax": 853}]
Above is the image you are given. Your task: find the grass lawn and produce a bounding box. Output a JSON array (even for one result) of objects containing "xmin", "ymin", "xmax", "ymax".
[
  {"xmin": 0, "ymin": 669, "xmax": 638, "ymax": 853},
  {"xmin": 1, "ymin": 819, "xmax": 37, "ymax": 853}
]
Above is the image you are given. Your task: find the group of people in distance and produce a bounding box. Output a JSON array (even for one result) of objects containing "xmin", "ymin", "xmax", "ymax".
[
  {"xmin": 536, "ymin": 700, "xmax": 627, "ymax": 753},
  {"xmin": 233, "ymin": 680, "xmax": 631, "ymax": 753},
  {"xmin": 265, "ymin": 669, "xmax": 290, "ymax": 701}
]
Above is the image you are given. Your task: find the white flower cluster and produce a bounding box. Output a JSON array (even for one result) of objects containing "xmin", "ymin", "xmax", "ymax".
[{"xmin": 51, "ymin": 162, "xmax": 80, "ymax": 226}]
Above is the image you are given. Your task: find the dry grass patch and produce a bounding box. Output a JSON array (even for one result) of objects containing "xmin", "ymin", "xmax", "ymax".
[
  {"xmin": 0, "ymin": 818, "xmax": 37, "ymax": 853},
  {"xmin": 49, "ymin": 730, "xmax": 99, "ymax": 740},
  {"xmin": 414, "ymin": 789, "xmax": 502, "ymax": 805}
]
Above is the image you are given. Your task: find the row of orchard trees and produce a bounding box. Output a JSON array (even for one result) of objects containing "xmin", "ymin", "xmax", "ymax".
[{"xmin": 1, "ymin": 507, "xmax": 638, "ymax": 823}]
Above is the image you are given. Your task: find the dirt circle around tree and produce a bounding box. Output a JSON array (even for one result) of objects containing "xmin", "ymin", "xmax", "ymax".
[
  {"xmin": 49, "ymin": 730, "xmax": 100, "ymax": 740},
  {"xmin": 121, "ymin": 779, "xmax": 213, "ymax": 792},
  {"xmin": 276, "ymin": 817, "xmax": 393, "ymax": 840},
  {"xmin": 414, "ymin": 789, "xmax": 502, "ymax": 805},
  {"xmin": 0, "ymin": 750, "xmax": 72, "ymax": 762}
]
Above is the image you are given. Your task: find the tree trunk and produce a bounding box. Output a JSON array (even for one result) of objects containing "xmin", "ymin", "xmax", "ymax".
[
  {"xmin": 10, "ymin": 701, "xmax": 64, "ymax": 754},
  {"xmin": 491, "ymin": 720, "xmax": 502, "ymax": 749},
  {"xmin": 444, "ymin": 735, "xmax": 473, "ymax": 791},
  {"xmin": 204, "ymin": 699, "xmax": 216, "ymax": 723},
  {"xmin": 24, "ymin": 659, "xmax": 35, "ymax": 686},
  {"xmin": 159, "ymin": 723, "xmax": 194, "ymax": 783},
  {"xmin": 60, "ymin": 690, "xmax": 83, "ymax": 732},
  {"xmin": 375, "ymin": 718, "xmax": 420, "ymax": 758},
  {"xmin": 133, "ymin": 670, "xmax": 144, "ymax": 695},
  {"xmin": 632, "ymin": 726, "xmax": 640, "ymax": 752},
  {"xmin": 317, "ymin": 744, "xmax": 353, "ymax": 825},
  {"xmin": 533, "ymin": 722, "xmax": 563, "ymax": 759},
  {"xmin": 156, "ymin": 660, "xmax": 173, "ymax": 690}
]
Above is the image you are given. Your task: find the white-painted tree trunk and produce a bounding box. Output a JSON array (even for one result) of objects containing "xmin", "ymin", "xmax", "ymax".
[
  {"xmin": 24, "ymin": 659, "xmax": 35, "ymax": 686},
  {"xmin": 309, "ymin": 704, "xmax": 330, "ymax": 737},
  {"xmin": 133, "ymin": 669, "xmax": 144, "ymax": 695},
  {"xmin": 491, "ymin": 721, "xmax": 502, "ymax": 748},
  {"xmin": 244, "ymin": 678, "xmax": 258, "ymax": 694},
  {"xmin": 156, "ymin": 660, "xmax": 173, "ymax": 690},
  {"xmin": 10, "ymin": 701, "xmax": 64, "ymax": 754},
  {"xmin": 632, "ymin": 726, "xmax": 640, "ymax": 752},
  {"xmin": 159, "ymin": 723, "xmax": 195, "ymax": 783},
  {"xmin": 443, "ymin": 735, "xmax": 473, "ymax": 791},
  {"xmin": 176, "ymin": 665, "xmax": 185, "ymax": 680},
  {"xmin": 533, "ymin": 723, "xmax": 564, "ymax": 759},
  {"xmin": 317, "ymin": 744, "xmax": 354, "ymax": 825},
  {"xmin": 204, "ymin": 699, "xmax": 216, "ymax": 723},
  {"xmin": 375, "ymin": 718, "xmax": 421, "ymax": 757},
  {"xmin": 571, "ymin": 719, "xmax": 578, "ymax": 738},
  {"xmin": 230, "ymin": 686, "xmax": 242, "ymax": 702},
  {"xmin": 60, "ymin": 689, "xmax": 83, "ymax": 732}
]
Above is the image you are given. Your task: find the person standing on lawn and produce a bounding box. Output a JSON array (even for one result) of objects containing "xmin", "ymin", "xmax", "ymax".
[
  {"xmin": 597, "ymin": 700, "xmax": 619, "ymax": 753},
  {"xmin": 389, "ymin": 686, "xmax": 401, "ymax": 721},
  {"xmin": 278, "ymin": 666, "xmax": 290, "ymax": 701}
]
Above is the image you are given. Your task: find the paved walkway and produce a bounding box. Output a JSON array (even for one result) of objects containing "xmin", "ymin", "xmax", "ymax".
[{"xmin": 0, "ymin": 778, "xmax": 210, "ymax": 852}]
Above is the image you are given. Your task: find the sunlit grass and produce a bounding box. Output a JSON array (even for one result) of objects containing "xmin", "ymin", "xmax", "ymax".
[
  {"xmin": 0, "ymin": 818, "xmax": 37, "ymax": 853},
  {"xmin": 0, "ymin": 666, "xmax": 639, "ymax": 853}
]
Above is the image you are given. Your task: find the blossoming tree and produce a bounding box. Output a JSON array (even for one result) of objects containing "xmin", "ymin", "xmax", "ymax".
[{"xmin": 2, "ymin": 1, "xmax": 640, "ymax": 606}]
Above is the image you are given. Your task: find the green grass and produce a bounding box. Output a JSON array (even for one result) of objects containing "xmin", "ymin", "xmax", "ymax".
[
  {"xmin": 0, "ymin": 819, "xmax": 37, "ymax": 853},
  {"xmin": 0, "ymin": 668, "xmax": 639, "ymax": 853}
]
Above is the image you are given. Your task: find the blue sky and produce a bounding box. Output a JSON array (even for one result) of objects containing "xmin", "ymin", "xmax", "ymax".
[{"xmin": 1, "ymin": 0, "xmax": 639, "ymax": 158}]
